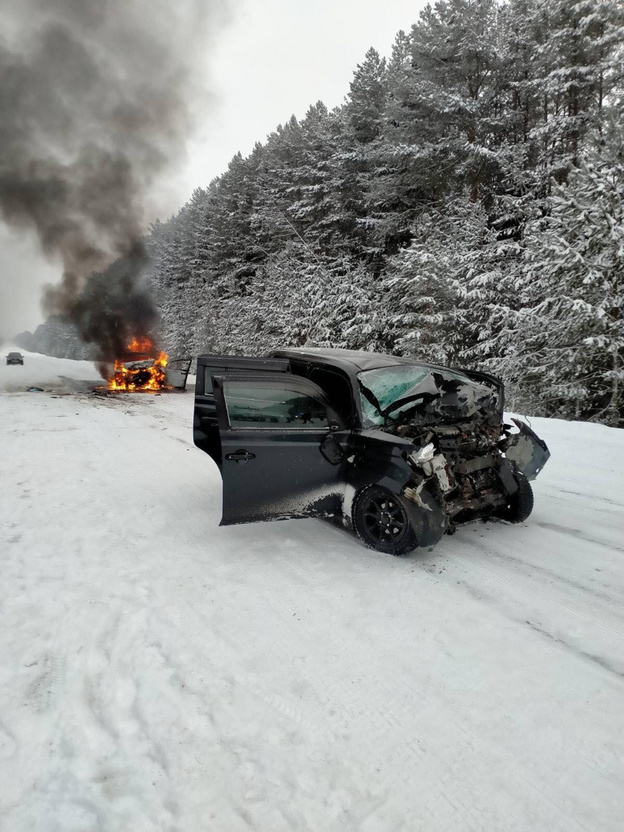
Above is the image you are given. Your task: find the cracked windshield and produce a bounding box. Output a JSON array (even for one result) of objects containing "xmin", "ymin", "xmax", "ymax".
[{"xmin": 358, "ymin": 366, "xmax": 470, "ymax": 426}]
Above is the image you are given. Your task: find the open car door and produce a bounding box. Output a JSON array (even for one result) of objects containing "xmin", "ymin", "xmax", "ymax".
[
  {"xmin": 194, "ymin": 354, "xmax": 290, "ymax": 467},
  {"xmin": 211, "ymin": 373, "xmax": 349, "ymax": 525}
]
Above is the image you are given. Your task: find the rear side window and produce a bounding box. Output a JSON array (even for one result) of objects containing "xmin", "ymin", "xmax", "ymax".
[{"xmin": 223, "ymin": 381, "xmax": 329, "ymax": 429}]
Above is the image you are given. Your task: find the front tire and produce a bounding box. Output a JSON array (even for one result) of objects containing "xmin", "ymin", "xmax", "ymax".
[
  {"xmin": 352, "ymin": 486, "xmax": 418, "ymax": 556},
  {"xmin": 496, "ymin": 470, "xmax": 534, "ymax": 523}
]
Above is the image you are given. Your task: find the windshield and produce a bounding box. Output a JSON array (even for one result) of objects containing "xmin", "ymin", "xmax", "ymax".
[{"xmin": 358, "ymin": 365, "xmax": 472, "ymax": 428}]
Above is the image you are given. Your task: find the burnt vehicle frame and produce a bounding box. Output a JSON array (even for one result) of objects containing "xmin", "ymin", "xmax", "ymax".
[{"xmin": 193, "ymin": 348, "xmax": 550, "ymax": 554}]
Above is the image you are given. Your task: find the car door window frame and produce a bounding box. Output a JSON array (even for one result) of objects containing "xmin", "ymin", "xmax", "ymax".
[
  {"xmin": 196, "ymin": 355, "xmax": 290, "ymax": 397},
  {"xmin": 211, "ymin": 374, "xmax": 342, "ymax": 433}
]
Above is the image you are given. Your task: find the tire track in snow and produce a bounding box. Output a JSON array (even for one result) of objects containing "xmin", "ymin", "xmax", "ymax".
[
  {"xmin": 158, "ymin": 538, "xmax": 606, "ymax": 832},
  {"xmin": 23, "ymin": 653, "xmax": 66, "ymax": 714},
  {"xmin": 425, "ymin": 529, "xmax": 624, "ymax": 673},
  {"xmin": 534, "ymin": 519, "xmax": 624, "ymax": 553},
  {"xmin": 545, "ymin": 486, "xmax": 624, "ymax": 512},
  {"xmin": 524, "ymin": 619, "xmax": 624, "ymax": 679},
  {"xmin": 458, "ymin": 524, "xmax": 624, "ymax": 609}
]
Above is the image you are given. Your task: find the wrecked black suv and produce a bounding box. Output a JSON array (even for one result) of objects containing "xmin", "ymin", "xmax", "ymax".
[{"xmin": 193, "ymin": 348, "xmax": 550, "ymax": 555}]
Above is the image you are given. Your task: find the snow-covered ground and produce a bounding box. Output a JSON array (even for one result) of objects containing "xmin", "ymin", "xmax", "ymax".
[{"xmin": 1, "ymin": 350, "xmax": 623, "ymax": 832}]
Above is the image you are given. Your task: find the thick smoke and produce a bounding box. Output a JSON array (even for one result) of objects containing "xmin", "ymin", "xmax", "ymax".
[{"xmin": 0, "ymin": 0, "xmax": 227, "ymax": 369}]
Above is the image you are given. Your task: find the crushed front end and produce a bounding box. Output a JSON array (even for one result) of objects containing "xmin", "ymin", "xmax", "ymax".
[{"xmin": 358, "ymin": 366, "xmax": 550, "ymax": 535}]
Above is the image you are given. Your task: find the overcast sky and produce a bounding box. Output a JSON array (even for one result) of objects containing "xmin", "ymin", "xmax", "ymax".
[{"xmin": 1, "ymin": 0, "xmax": 426, "ymax": 337}]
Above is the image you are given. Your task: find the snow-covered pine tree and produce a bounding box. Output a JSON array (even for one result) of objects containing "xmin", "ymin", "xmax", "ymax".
[
  {"xmin": 520, "ymin": 0, "xmax": 624, "ymax": 183},
  {"xmin": 503, "ymin": 121, "xmax": 623, "ymax": 424},
  {"xmin": 383, "ymin": 201, "xmax": 496, "ymax": 365},
  {"xmin": 345, "ymin": 47, "xmax": 387, "ymax": 145},
  {"xmin": 147, "ymin": 187, "xmax": 216, "ymax": 359}
]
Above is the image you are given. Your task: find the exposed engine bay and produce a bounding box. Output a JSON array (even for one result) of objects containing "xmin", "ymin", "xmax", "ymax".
[
  {"xmin": 401, "ymin": 418, "xmax": 527, "ymax": 523},
  {"xmin": 358, "ymin": 367, "xmax": 550, "ymax": 526}
]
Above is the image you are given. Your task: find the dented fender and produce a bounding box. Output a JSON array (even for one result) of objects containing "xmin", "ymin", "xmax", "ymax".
[{"xmin": 505, "ymin": 418, "xmax": 550, "ymax": 481}]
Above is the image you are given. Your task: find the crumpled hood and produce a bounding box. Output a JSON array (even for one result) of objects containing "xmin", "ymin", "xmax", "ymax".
[{"xmin": 386, "ymin": 371, "xmax": 499, "ymax": 427}]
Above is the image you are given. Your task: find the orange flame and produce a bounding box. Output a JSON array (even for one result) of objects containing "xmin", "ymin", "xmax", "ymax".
[
  {"xmin": 126, "ymin": 336, "xmax": 153, "ymax": 354},
  {"xmin": 108, "ymin": 338, "xmax": 169, "ymax": 392}
]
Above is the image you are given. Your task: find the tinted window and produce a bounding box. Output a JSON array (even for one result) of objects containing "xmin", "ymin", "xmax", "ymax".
[{"xmin": 223, "ymin": 381, "xmax": 329, "ymax": 428}]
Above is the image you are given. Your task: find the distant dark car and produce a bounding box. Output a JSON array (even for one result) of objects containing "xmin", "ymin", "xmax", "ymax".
[
  {"xmin": 6, "ymin": 352, "xmax": 24, "ymax": 365},
  {"xmin": 193, "ymin": 348, "xmax": 550, "ymax": 555}
]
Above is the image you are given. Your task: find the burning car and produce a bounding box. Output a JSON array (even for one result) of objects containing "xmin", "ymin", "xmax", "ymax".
[
  {"xmin": 108, "ymin": 337, "xmax": 168, "ymax": 392},
  {"xmin": 105, "ymin": 337, "xmax": 191, "ymax": 392},
  {"xmin": 193, "ymin": 348, "xmax": 550, "ymax": 555}
]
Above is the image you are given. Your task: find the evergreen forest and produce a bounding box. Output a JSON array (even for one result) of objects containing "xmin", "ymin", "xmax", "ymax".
[{"xmin": 24, "ymin": 0, "xmax": 624, "ymax": 426}]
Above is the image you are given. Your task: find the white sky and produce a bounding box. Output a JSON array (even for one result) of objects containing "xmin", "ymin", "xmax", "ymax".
[{"xmin": 0, "ymin": 0, "xmax": 425, "ymax": 338}]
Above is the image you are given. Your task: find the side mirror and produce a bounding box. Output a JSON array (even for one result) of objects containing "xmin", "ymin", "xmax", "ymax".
[{"xmin": 320, "ymin": 433, "xmax": 346, "ymax": 465}]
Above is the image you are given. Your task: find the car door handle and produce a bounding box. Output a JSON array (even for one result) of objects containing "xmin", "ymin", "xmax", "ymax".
[{"xmin": 225, "ymin": 449, "xmax": 256, "ymax": 463}]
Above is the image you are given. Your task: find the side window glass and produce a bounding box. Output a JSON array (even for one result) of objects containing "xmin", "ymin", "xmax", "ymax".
[{"xmin": 223, "ymin": 382, "xmax": 329, "ymax": 428}]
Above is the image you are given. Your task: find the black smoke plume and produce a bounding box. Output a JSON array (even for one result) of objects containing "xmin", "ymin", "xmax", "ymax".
[{"xmin": 0, "ymin": 0, "xmax": 227, "ymax": 371}]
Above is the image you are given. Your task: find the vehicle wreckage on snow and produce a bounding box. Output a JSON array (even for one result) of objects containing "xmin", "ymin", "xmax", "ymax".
[{"xmin": 193, "ymin": 348, "xmax": 550, "ymax": 555}]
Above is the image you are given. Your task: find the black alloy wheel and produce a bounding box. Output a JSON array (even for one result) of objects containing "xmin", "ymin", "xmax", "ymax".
[{"xmin": 352, "ymin": 486, "xmax": 418, "ymax": 555}]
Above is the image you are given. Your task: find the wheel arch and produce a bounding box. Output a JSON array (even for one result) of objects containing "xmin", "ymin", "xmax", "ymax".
[{"xmin": 349, "ymin": 477, "xmax": 449, "ymax": 550}]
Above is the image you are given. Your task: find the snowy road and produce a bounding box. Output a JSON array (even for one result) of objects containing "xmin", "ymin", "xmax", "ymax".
[{"xmin": 1, "ymin": 352, "xmax": 623, "ymax": 831}]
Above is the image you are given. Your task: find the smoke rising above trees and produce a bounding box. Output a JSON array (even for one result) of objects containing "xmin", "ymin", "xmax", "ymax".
[{"xmin": 0, "ymin": 0, "xmax": 229, "ymax": 365}]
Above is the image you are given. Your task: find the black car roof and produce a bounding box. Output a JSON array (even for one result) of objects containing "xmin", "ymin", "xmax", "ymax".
[{"xmin": 272, "ymin": 347, "xmax": 445, "ymax": 374}]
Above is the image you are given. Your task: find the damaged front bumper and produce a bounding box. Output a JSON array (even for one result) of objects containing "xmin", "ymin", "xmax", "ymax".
[
  {"xmin": 504, "ymin": 418, "xmax": 550, "ymax": 481},
  {"xmin": 401, "ymin": 416, "xmax": 550, "ymax": 536}
]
